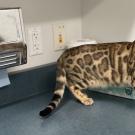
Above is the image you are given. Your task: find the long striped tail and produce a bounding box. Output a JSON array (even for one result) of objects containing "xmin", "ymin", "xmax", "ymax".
[{"xmin": 39, "ymin": 63, "xmax": 66, "ymax": 117}]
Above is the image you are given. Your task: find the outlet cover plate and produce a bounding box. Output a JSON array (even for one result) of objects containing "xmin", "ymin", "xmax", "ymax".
[
  {"xmin": 53, "ymin": 24, "xmax": 66, "ymax": 51},
  {"xmin": 28, "ymin": 26, "xmax": 43, "ymax": 56}
]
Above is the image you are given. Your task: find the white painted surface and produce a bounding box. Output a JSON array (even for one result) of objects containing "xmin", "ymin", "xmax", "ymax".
[
  {"xmin": 53, "ymin": 23, "xmax": 66, "ymax": 51},
  {"xmin": 28, "ymin": 26, "xmax": 43, "ymax": 56},
  {"xmin": 4, "ymin": 0, "xmax": 135, "ymax": 73},
  {"xmin": 67, "ymin": 39, "xmax": 97, "ymax": 49},
  {"xmin": 0, "ymin": 0, "xmax": 82, "ymax": 72},
  {"xmin": 82, "ymin": 0, "xmax": 135, "ymax": 42}
]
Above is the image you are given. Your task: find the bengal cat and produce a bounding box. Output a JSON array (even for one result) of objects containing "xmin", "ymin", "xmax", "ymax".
[{"xmin": 39, "ymin": 41, "xmax": 135, "ymax": 117}]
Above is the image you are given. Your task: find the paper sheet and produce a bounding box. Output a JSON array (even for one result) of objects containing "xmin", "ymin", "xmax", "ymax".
[{"xmin": 0, "ymin": 69, "xmax": 10, "ymax": 88}]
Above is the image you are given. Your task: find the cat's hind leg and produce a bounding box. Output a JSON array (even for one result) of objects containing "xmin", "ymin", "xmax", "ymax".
[
  {"xmin": 130, "ymin": 71, "xmax": 135, "ymax": 89},
  {"xmin": 68, "ymin": 85, "xmax": 94, "ymax": 106}
]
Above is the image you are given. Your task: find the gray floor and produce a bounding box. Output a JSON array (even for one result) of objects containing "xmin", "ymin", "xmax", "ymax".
[{"xmin": 0, "ymin": 91, "xmax": 135, "ymax": 135}]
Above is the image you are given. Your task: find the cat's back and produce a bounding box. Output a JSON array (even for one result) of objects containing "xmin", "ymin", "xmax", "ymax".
[{"xmin": 59, "ymin": 42, "xmax": 131, "ymax": 65}]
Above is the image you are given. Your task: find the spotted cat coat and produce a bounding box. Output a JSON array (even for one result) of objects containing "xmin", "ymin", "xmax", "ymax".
[{"xmin": 40, "ymin": 41, "xmax": 135, "ymax": 117}]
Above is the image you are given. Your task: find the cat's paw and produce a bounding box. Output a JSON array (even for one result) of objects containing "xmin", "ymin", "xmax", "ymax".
[{"xmin": 81, "ymin": 98, "xmax": 94, "ymax": 106}]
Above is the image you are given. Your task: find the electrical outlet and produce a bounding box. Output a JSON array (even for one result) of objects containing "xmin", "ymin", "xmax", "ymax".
[
  {"xmin": 53, "ymin": 24, "xmax": 66, "ymax": 51},
  {"xmin": 28, "ymin": 26, "xmax": 43, "ymax": 56}
]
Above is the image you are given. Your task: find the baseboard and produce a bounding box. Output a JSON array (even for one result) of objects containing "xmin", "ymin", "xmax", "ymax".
[{"xmin": 0, "ymin": 63, "xmax": 57, "ymax": 107}]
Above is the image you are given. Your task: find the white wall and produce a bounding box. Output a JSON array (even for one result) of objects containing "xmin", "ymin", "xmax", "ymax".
[
  {"xmin": 3, "ymin": 0, "xmax": 135, "ymax": 73},
  {"xmin": 82, "ymin": 0, "xmax": 135, "ymax": 43},
  {"xmin": 0, "ymin": 0, "xmax": 82, "ymax": 72}
]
